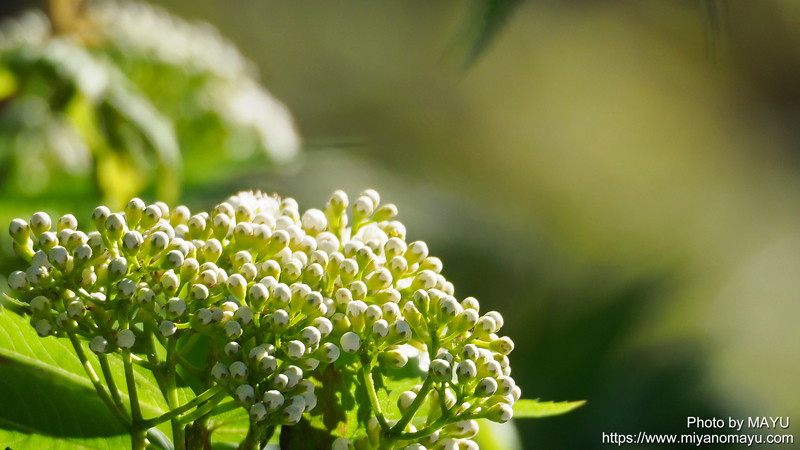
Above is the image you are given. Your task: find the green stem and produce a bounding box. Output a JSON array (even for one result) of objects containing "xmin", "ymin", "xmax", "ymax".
[
  {"xmin": 392, "ymin": 376, "xmax": 434, "ymax": 434},
  {"xmin": 131, "ymin": 429, "xmax": 147, "ymax": 450},
  {"xmin": 98, "ymin": 354, "xmax": 131, "ymax": 422},
  {"xmin": 122, "ymin": 349, "xmax": 143, "ymax": 423},
  {"xmin": 177, "ymin": 390, "xmax": 227, "ymax": 425},
  {"xmin": 142, "ymin": 386, "xmax": 225, "ymax": 428},
  {"xmin": 67, "ymin": 332, "xmax": 131, "ymax": 428},
  {"xmin": 166, "ymin": 338, "xmax": 186, "ymax": 450},
  {"xmin": 360, "ymin": 363, "xmax": 390, "ymax": 432}
]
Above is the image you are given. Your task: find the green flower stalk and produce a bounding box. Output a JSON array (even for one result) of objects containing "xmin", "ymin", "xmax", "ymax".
[{"xmin": 5, "ymin": 189, "xmax": 523, "ymax": 450}]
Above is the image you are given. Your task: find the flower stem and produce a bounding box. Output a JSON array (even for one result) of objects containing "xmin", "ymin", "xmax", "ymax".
[
  {"xmin": 167, "ymin": 337, "xmax": 186, "ymax": 450},
  {"xmin": 67, "ymin": 332, "xmax": 132, "ymax": 429},
  {"xmin": 98, "ymin": 353, "xmax": 131, "ymax": 422}
]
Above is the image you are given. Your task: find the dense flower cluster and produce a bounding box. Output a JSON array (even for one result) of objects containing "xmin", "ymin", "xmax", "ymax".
[{"xmin": 6, "ymin": 189, "xmax": 517, "ymax": 450}]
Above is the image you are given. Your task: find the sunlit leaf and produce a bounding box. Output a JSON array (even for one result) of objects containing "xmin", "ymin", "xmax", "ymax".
[{"xmin": 512, "ymin": 399, "xmax": 586, "ymax": 419}]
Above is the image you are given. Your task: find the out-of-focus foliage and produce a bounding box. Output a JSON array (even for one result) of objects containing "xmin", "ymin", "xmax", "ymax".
[{"xmin": 0, "ymin": 0, "xmax": 299, "ymax": 208}]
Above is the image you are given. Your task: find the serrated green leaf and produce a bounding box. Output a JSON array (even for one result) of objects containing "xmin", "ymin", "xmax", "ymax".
[
  {"xmin": 512, "ymin": 399, "xmax": 586, "ymax": 419},
  {"xmin": 0, "ymin": 308, "xmax": 195, "ymax": 449}
]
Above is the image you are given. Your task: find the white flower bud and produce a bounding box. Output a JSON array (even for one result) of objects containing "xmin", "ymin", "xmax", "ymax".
[
  {"xmin": 398, "ymin": 390, "xmax": 416, "ymax": 414},
  {"xmin": 388, "ymin": 320, "xmax": 412, "ymax": 344},
  {"xmin": 167, "ymin": 298, "xmax": 186, "ymax": 317},
  {"xmin": 316, "ymin": 232, "xmax": 340, "ymax": 255},
  {"xmin": 212, "ymin": 363, "xmax": 230, "ymax": 381},
  {"xmin": 226, "ymin": 273, "xmax": 247, "ymax": 300},
  {"xmin": 485, "ymin": 311, "xmax": 504, "ymax": 330},
  {"xmin": 314, "ymin": 342, "xmax": 340, "ymax": 363},
  {"xmin": 26, "ymin": 265, "xmax": 49, "ymax": 285},
  {"xmin": 271, "ymin": 309, "xmax": 290, "ymax": 329},
  {"xmin": 444, "ymin": 420, "xmax": 479, "ymax": 439},
  {"xmin": 484, "ymin": 403, "xmax": 514, "ymax": 423},
  {"xmin": 490, "ymin": 337, "xmax": 514, "ymax": 355},
  {"xmin": 312, "ymin": 317, "xmax": 333, "ymax": 337},
  {"xmin": 340, "ymin": 332, "xmax": 361, "ymax": 353},
  {"xmin": 224, "ymin": 321, "xmax": 242, "ymax": 340},
  {"xmin": 281, "ymin": 404, "xmax": 303, "ymax": 425},
  {"xmin": 250, "ymin": 403, "xmax": 268, "ymax": 422},
  {"xmin": 90, "ymin": 336, "xmax": 108, "ymax": 354},
  {"xmin": 48, "ymin": 246, "xmax": 69, "ymax": 268},
  {"xmin": 230, "ymin": 361, "xmax": 248, "ymax": 383},
  {"xmin": 353, "ymin": 196, "xmax": 374, "ymax": 222},
  {"xmin": 29, "ymin": 212, "xmax": 51, "ymax": 236},
  {"xmin": 66, "ymin": 300, "xmax": 85, "ymax": 319},
  {"xmin": 497, "ymin": 376, "xmax": 516, "ymax": 395},
  {"xmin": 383, "ymin": 347, "xmax": 408, "ymax": 369},
  {"xmin": 263, "ymin": 390, "xmax": 285, "ymax": 411},
  {"xmin": 365, "ymin": 268, "xmax": 392, "ymax": 291},
  {"xmin": 8, "ymin": 271, "xmax": 28, "ymax": 290},
  {"xmin": 117, "ymin": 329, "xmax": 136, "ymax": 349},
  {"xmin": 35, "ymin": 319, "xmax": 53, "ymax": 337},
  {"xmin": 475, "ymin": 377, "xmax": 498, "ymax": 397},
  {"xmin": 461, "ymin": 344, "xmax": 479, "ymax": 361},
  {"xmin": 302, "ymin": 209, "xmax": 327, "ymax": 233},
  {"xmin": 236, "ymin": 384, "xmax": 256, "ymax": 404},
  {"xmin": 159, "ymin": 320, "xmax": 177, "ymax": 338},
  {"xmin": 160, "ymin": 271, "xmax": 179, "ymax": 295},
  {"xmin": 372, "ymin": 319, "xmax": 389, "ymax": 339},
  {"xmin": 383, "ymin": 302, "xmax": 400, "ymax": 322},
  {"xmin": 287, "ymin": 340, "xmax": 306, "ymax": 359},
  {"xmin": 224, "ymin": 342, "xmax": 242, "ymax": 358},
  {"xmin": 332, "ymin": 437, "xmax": 355, "ymax": 450},
  {"xmin": 456, "ymin": 360, "xmax": 477, "ymax": 381},
  {"xmin": 300, "ymin": 326, "xmax": 321, "ymax": 347},
  {"xmin": 405, "ymin": 241, "xmax": 429, "ymax": 265},
  {"xmin": 430, "ymin": 359, "xmax": 452, "ymax": 382}
]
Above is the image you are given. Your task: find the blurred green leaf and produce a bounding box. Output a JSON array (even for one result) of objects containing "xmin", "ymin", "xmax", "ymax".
[
  {"xmin": 512, "ymin": 399, "xmax": 586, "ymax": 418},
  {"xmin": 463, "ymin": 0, "xmax": 525, "ymax": 68}
]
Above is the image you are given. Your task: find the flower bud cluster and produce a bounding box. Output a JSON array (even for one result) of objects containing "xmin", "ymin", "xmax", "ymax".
[{"xmin": 6, "ymin": 189, "xmax": 518, "ymax": 449}]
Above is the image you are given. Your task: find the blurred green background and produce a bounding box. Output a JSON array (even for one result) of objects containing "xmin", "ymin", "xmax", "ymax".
[{"xmin": 2, "ymin": 1, "xmax": 799, "ymax": 449}]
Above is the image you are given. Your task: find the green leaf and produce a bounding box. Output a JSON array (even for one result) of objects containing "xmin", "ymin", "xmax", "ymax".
[
  {"xmin": 0, "ymin": 308, "xmax": 194, "ymax": 449},
  {"xmin": 512, "ymin": 399, "xmax": 586, "ymax": 419},
  {"xmin": 462, "ymin": 0, "xmax": 525, "ymax": 68}
]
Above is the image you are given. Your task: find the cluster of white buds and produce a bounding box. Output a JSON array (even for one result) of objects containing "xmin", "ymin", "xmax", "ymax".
[{"xmin": 6, "ymin": 189, "xmax": 517, "ymax": 450}]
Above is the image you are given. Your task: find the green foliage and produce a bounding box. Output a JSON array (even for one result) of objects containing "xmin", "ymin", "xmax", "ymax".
[{"xmin": 512, "ymin": 399, "xmax": 586, "ymax": 418}]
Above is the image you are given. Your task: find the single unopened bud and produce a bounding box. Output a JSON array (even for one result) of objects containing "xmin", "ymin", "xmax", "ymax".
[
  {"xmin": 490, "ymin": 337, "xmax": 514, "ymax": 355},
  {"xmin": 483, "ymin": 403, "xmax": 514, "ymax": 423},
  {"xmin": 340, "ymin": 332, "xmax": 361, "ymax": 353},
  {"xmin": 90, "ymin": 336, "xmax": 109, "ymax": 354},
  {"xmin": 226, "ymin": 274, "xmax": 246, "ymax": 301},
  {"xmin": 48, "ymin": 246, "xmax": 69, "ymax": 269},
  {"xmin": 250, "ymin": 403, "xmax": 267, "ymax": 422},
  {"xmin": 311, "ymin": 342, "xmax": 339, "ymax": 363},
  {"xmin": 117, "ymin": 329, "xmax": 136, "ymax": 349},
  {"xmin": 9, "ymin": 219, "xmax": 30, "ymax": 245},
  {"xmin": 366, "ymin": 268, "xmax": 392, "ymax": 291},
  {"xmin": 430, "ymin": 359, "xmax": 452, "ymax": 382},
  {"xmin": 117, "ymin": 278, "xmax": 136, "ymax": 298},
  {"xmin": 382, "ymin": 347, "xmax": 408, "ymax": 369},
  {"xmin": 229, "ymin": 361, "xmax": 248, "ymax": 384},
  {"xmin": 236, "ymin": 384, "xmax": 256, "ymax": 404},
  {"xmin": 456, "ymin": 360, "xmax": 477, "ymax": 381},
  {"xmin": 405, "ymin": 241, "xmax": 429, "ymax": 265},
  {"xmin": 287, "ymin": 340, "xmax": 306, "ymax": 359},
  {"xmin": 387, "ymin": 320, "xmax": 412, "ymax": 344},
  {"xmin": 35, "ymin": 318, "xmax": 53, "ymax": 337},
  {"xmin": 332, "ymin": 438, "xmax": 355, "ymax": 450},
  {"xmin": 27, "ymin": 212, "xmax": 50, "ymax": 237},
  {"xmin": 224, "ymin": 321, "xmax": 242, "ymax": 340},
  {"xmin": 398, "ymin": 391, "xmax": 416, "ymax": 414},
  {"xmin": 372, "ymin": 319, "xmax": 389, "ymax": 339},
  {"xmin": 159, "ymin": 320, "xmax": 177, "ymax": 338},
  {"xmin": 353, "ymin": 196, "xmax": 374, "ymax": 223},
  {"xmin": 475, "ymin": 377, "xmax": 498, "ymax": 397},
  {"xmin": 160, "ymin": 271, "xmax": 179, "ymax": 295},
  {"xmin": 281, "ymin": 404, "xmax": 303, "ymax": 426},
  {"xmin": 263, "ymin": 390, "xmax": 285, "ymax": 411},
  {"xmin": 212, "ymin": 363, "xmax": 229, "ymax": 382}
]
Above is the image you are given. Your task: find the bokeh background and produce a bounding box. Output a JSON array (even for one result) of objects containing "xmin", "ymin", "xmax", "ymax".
[{"xmin": 1, "ymin": 1, "xmax": 799, "ymax": 448}]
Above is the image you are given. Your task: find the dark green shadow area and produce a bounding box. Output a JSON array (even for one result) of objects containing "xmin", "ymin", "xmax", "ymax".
[{"xmin": 0, "ymin": 355, "xmax": 127, "ymax": 438}]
